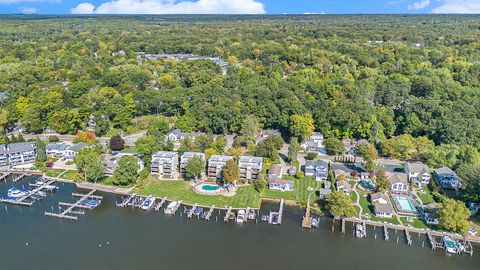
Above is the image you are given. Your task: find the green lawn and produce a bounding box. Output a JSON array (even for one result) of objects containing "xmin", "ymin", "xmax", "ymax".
[
  {"xmin": 136, "ymin": 178, "xmax": 262, "ymax": 208},
  {"xmin": 61, "ymin": 170, "xmax": 78, "ymax": 180},
  {"xmin": 400, "ymin": 217, "xmax": 429, "ymax": 229},
  {"xmin": 45, "ymin": 168, "xmax": 66, "ymax": 177},
  {"xmin": 418, "ymin": 186, "xmax": 435, "ymax": 205},
  {"xmin": 261, "ymin": 176, "xmax": 319, "ymax": 203},
  {"xmin": 120, "ymin": 146, "xmax": 138, "ymax": 153},
  {"xmin": 350, "ymin": 190, "xmax": 358, "ymax": 203}
]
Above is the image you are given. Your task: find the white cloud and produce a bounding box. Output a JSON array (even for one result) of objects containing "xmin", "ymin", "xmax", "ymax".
[
  {"xmin": 71, "ymin": 3, "xmax": 95, "ymax": 14},
  {"xmin": 71, "ymin": 0, "xmax": 266, "ymax": 14},
  {"xmin": 432, "ymin": 0, "xmax": 480, "ymax": 13},
  {"xmin": 407, "ymin": 0, "xmax": 430, "ymax": 10},
  {"xmin": 303, "ymin": 11, "xmax": 326, "ymax": 15},
  {"xmin": 19, "ymin": 6, "xmax": 37, "ymax": 13}
]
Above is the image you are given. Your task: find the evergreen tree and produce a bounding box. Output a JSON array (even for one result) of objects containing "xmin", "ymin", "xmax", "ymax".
[{"xmin": 35, "ymin": 137, "xmax": 47, "ymax": 164}]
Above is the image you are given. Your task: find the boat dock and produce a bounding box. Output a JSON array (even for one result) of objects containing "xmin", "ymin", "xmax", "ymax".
[
  {"xmin": 0, "ymin": 172, "xmax": 11, "ymax": 181},
  {"xmin": 117, "ymin": 193, "xmax": 136, "ymax": 207},
  {"xmin": 204, "ymin": 205, "xmax": 215, "ymax": 221},
  {"xmin": 45, "ymin": 190, "xmax": 102, "ymax": 220},
  {"xmin": 224, "ymin": 206, "xmax": 233, "ymax": 222},
  {"xmin": 383, "ymin": 225, "xmax": 389, "ymax": 241},
  {"xmin": 171, "ymin": 200, "xmax": 182, "ymax": 215},
  {"xmin": 1, "ymin": 179, "xmax": 57, "ymax": 206},
  {"xmin": 187, "ymin": 203, "xmax": 198, "ymax": 218},
  {"xmin": 405, "ymin": 229, "xmax": 412, "ymax": 246},
  {"xmin": 155, "ymin": 197, "xmax": 167, "ymax": 211},
  {"xmin": 302, "ymin": 201, "xmax": 312, "ymax": 228},
  {"xmin": 268, "ymin": 199, "xmax": 284, "ymax": 225},
  {"xmin": 13, "ymin": 172, "xmax": 28, "ymax": 183}
]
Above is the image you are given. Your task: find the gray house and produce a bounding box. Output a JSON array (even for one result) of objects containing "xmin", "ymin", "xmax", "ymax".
[
  {"xmin": 207, "ymin": 155, "xmax": 234, "ymax": 179},
  {"xmin": 238, "ymin": 156, "xmax": 263, "ymax": 180},
  {"xmin": 0, "ymin": 142, "xmax": 36, "ymax": 165},
  {"xmin": 304, "ymin": 160, "xmax": 329, "ymax": 181},
  {"xmin": 151, "ymin": 151, "xmax": 179, "ymax": 177},
  {"xmin": 434, "ymin": 167, "xmax": 462, "ymax": 189}
]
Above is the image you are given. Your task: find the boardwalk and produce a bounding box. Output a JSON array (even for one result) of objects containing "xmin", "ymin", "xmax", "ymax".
[{"xmin": 13, "ymin": 172, "xmax": 28, "ymax": 183}]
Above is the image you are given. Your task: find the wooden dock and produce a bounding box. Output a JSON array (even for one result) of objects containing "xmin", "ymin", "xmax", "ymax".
[
  {"xmin": 269, "ymin": 199, "xmax": 284, "ymax": 225},
  {"xmin": 1, "ymin": 179, "xmax": 57, "ymax": 207},
  {"xmin": 383, "ymin": 225, "xmax": 389, "ymax": 241},
  {"xmin": 155, "ymin": 197, "xmax": 167, "ymax": 211},
  {"xmin": 13, "ymin": 172, "xmax": 28, "ymax": 183},
  {"xmin": 0, "ymin": 172, "xmax": 11, "ymax": 181},
  {"xmin": 45, "ymin": 190, "xmax": 102, "ymax": 220},
  {"xmin": 224, "ymin": 206, "xmax": 233, "ymax": 222},
  {"xmin": 187, "ymin": 203, "xmax": 198, "ymax": 218},
  {"xmin": 204, "ymin": 205, "xmax": 215, "ymax": 221},
  {"xmin": 302, "ymin": 201, "xmax": 312, "ymax": 228},
  {"xmin": 405, "ymin": 229, "xmax": 412, "ymax": 246},
  {"xmin": 117, "ymin": 193, "xmax": 136, "ymax": 207}
]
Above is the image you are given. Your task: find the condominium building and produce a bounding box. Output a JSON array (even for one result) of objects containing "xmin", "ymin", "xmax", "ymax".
[
  {"xmin": 238, "ymin": 156, "xmax": 263, "ymax": 180},
  {"xmin": 180, "ymin": 152, "xmax": 206, "ymax": 175},
  {"xmin": 0, "ymin": 142, "xmax": 36, "ymax": 166},
  {"xmin": 151, "ymin": 151, "xmax": 179, "ymax": 177},
  {"xmin": 207, "ymin": 155, "xmax": 234, "ymax": 179}
]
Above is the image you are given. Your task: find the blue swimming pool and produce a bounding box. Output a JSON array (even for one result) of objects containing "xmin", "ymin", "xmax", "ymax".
[
  {"xmin": 201, "ymin": 185, "xmax": 220, "ymax": 191},
  {"xmin": 395, "ymin": 196, "xmax": 415, "ymax": 212}
]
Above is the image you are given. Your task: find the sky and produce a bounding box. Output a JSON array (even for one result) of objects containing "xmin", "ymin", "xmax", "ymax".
[{"xmin": 0, "ymin": 0, "xmax": 479, "ymax": 15}]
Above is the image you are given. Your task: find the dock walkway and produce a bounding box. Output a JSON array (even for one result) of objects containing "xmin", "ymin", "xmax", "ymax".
[{"xmin": 45, "ymin": 190, "xmax": 102, "ymax": 220}]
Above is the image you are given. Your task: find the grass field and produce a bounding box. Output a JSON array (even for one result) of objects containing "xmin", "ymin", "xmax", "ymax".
[
  {"xmin": 418, "ymin": 186, "xmax": 435, "ymax": 205},
  {"xmin": 61, "ymin": 170, "xmax": 78, "ymax": 180},
  {"xmin": 261, "ymin": 176, "xmax": 319, "ymax": 203},
  {"xmin": 45, "ymin": 168, "xmax": 66, "ymax": 177},
  {"xmin": 136, "ymin": 178, "xmax": 262, "ymax": 208},
  {"xmin": 400, "ymin": 217, "xmax": 429, "ymax": 229}
]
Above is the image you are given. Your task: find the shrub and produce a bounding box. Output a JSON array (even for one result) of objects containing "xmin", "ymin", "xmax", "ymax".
[
  {"xmin": 305, "ymin": 152, "xmax": 318, "ymax": 160},
  {"xmin": 296, "ymin": 171, "xmax": 305, "ymax": 179},
  {"xmin": 48, "ymin": 135, "xmax": 59, "ymax": 142}
]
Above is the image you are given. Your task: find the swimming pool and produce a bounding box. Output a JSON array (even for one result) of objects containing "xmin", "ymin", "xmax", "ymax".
[
  {"xmin": 394, "ymin": 196, "xmax": 416, "ymax": 212},
  {"xmin": 201, "ymin": 185, "xmax": 220, "ymax": 191}
]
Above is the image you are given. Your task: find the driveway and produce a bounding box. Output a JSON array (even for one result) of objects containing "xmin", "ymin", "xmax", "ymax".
[{"xmin": 53, "ymin": 158, "xmax": 77, "ymax": 170}]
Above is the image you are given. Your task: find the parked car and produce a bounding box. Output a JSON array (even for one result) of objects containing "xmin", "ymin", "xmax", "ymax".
[{"xmin": 45, "ymin": 161, "xmax": 54, "ymax": 168}]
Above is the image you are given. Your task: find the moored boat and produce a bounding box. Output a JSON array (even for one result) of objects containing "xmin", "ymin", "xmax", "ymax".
[
  {"xmin": 141, "ymin": 196, "xmax": 155, "ymax": 210},
  {"xmin": 7, "ymin": 187, "xmax": 27, "ymax": 198},
  {"xmin": 442, "ymin": 236, "xmax": 458, "ymax": 254},
  {"xmin": 164, "ymin": 201, "xmax": 179, "ymax": 215},
  {"xmin": 236, "ymin": 209, "xmax": 247, "ymax": 223}
]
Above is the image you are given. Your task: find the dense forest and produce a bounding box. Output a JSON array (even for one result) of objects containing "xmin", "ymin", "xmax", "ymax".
[{"xmin": 1, "ymin": 15, "xmax": 480, "ymax": 194}]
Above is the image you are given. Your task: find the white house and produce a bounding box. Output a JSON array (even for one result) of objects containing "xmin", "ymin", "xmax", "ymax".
[
  {"xmin": 268, "ymin": 178, "xmax": 294, "ymax": 192},
  {"xmin": 63, "ymin": 142, "xmax": 88, "ymax": 160},
  {"xmin": 371, "ymin": 193, "xmax": 393, "ymax": 218},
  {"xmin": 0, "ymin": 142, "xmax": 36, "ymax": 165},
  {"xmin": 404, "ymin": 162, "xmax": 430, "ymax": 187},
  {"xmin": 46, "ymin": 143, "xmax": 70, "ymax": 157},
  {"xmin": 387, "ymin": 172, "xmax": 409, "ymax": 193},
  {"xmin": 301, "ymin": 132, "xmax": 326, "ymax": 154}
]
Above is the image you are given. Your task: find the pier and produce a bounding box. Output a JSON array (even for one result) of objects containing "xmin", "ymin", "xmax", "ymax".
[
  {"xmin": 117, "ymin": 193, "xmax": 136, "ymax": 207},
  {"xmin": 13, "ymin": 172, "xmax": 28, "ymax": 183},
  {"xmin": 268, "ymin": 199, "xmax": 284, "ymax": 225},
  {"xmin": 45, "ymin": 190, "xmax": 102, "ymax": 220},
  {"xmin": 383, "ymin": 225, "xmax": 389, "ymax": 241},
  {"xmin": 204, "ymin": 205, "xmax": 215, "ymax": 221},
  {"xmin": 171, "ymin": 200, "xmax": 182, "ymax": 215},
  {"xmin": 1, "ymin": 179, "xmax": 57, "ymax": 207},
  {"xmin": 405, "ymin": 229, "xmax": 412, "ymax": 246},
  {"xmin": 0, "ymin": 172, "xmax": 11, "ymax": 181},
  {"xmin": 155, "ymin": 197, "xmax": 167, "ymax": 211},
  {"xmin": 302, "ymin": 201, "xmax": 312, "ymax": 228},
  {"xmin": 187, "ymin": 203, "xmax": 198, "ymax": 218}
]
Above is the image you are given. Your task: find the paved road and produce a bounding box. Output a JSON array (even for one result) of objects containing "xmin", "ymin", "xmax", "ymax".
[{"xmin": 23, "ymin": 132, "xmax": 146, "ymax": 146}]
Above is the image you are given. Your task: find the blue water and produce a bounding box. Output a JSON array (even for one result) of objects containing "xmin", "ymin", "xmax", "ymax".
[
  {"xmin": 1, "ymin": 176, "xmax": 479, "ymax": 270},
  {"xmin": 201, "ymin": 184, "xmax": 220, "ymax": 191}
]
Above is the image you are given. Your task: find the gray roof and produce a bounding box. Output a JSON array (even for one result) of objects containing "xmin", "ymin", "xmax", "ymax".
[
  {"xmin": 434, "ymin": 166, "xmax": 456, "ymax": 176},
  {"xmin": 405, "ymin": 162, "xmax": 430, "ymax": 174},
  {"xmin": 46, "ymin": 142, "xmax": 70, "ymax": 151},
  {"xmin": 387, "ymin": 172, "xmax": 408, "ymax": 185},
  {"xmin": 181, "ymin": 152, "xmax": 205, "ymax": 162},
  {"xmin": 374, "ymin": 202, "xmax": 393, "ymax": 214},
  {"xmin": 239, "ymin": 156, "xmax": 263, "ymax": 169},
  {"xmin": 319, "ymin": 188, "xmax": 332, "ymax": 196},
  {"xmin": 336, "ymin": 180, "xmax": 351, "ymax": 191},
  {"xmin": 8, "ymin": 142, "xmax": 35, "ymax": 153},
  {"xmin": 209, "ymin": 155, "xmax": 234, "ymax": 165},
  {"xmin": 371, "ymin": 193, "xmax": 389, "ymax": 202},
  {"xmin": 70, "ymin": 142, "xmax": 88, "ymax": 152}
]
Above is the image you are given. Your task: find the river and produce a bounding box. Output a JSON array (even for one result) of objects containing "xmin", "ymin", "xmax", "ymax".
[{"xmin": 1, "ymin": 176, "xmax": 479, "ymax": 270}]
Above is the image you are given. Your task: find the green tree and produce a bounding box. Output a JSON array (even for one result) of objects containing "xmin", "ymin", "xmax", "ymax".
[
  {"xmin": 357, "ymin": 142, "xmax": 378, "ymax": 172},
  {"xmin": 212, "ymin": 135, "xmax": 227, "ymax": 154},
  {"xmin": 289, "ymin": 113, "xmax": 314, "ymax": 142},
  {"xmin": 35, "ymin": 137, "xmax": 47, "ymax": 164},
  {"xmin": 324, "ymin": 138, "xmax": 345, "ymax": 156},
  {"xmin": 222, "ymin": 159, "xmax": 240, "ymax": 184},
  {"xmin": 287, "ymin": 137, "xmax": 299, "ymax": 163},
  {"xmin": 326, "ymin": 191, "xmax": 357, "ymax": 217},
  {"xmin": 74, "ymin": 148, "xmax": 106, "ymax": 183},
  {"xmin": 135, "ymin": 135, "xmax": 162, "ymax": 165},
  {"xmin": 147, "ymin": 117, "xmax": 170, "ymax": 138},
  {"xmin": 437, "ymin": 197, "xmax": 471, "ymax": 234},
  {"xmin": 185, "ymin": 155, "xmax": 206, "ymax": 183},
  {"xmin": 113, "ymin": 156, "xmax": 139, "ymax": 186},
  {"xmin": 375, "ymin": 170, "xmax": 389, "ymax": 192}
]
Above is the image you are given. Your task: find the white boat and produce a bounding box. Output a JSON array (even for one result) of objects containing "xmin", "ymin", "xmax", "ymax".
[
  {"xmin": 164, "ymin": 201, "xmax": 179, "ymax": 215},
  {"xmin": 236, "ymin": 209, "xmax": 247, "ymax": 223},
  {"xmin": 355, "ymin": 224, "xmax": 366, "ymax": 238},
  {"xmin": 141, "ymin": 196, "xmax": 155, "ymax": 210},
  {"xmin": 247, "ymin": 209, "xmax": 256, "ymax": 220},
  {"xmin": 7, "ymin": 187, "xmax": 27, "ymax": 198},
  {"xmin": 442, "ymin": 236, "xmax": 458, "ymax": 254}
]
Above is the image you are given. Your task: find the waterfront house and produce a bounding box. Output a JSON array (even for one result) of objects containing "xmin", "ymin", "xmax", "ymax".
[
  {"xmin": 180, "ymin": 152, "xmax": 206, "ymax": 175},
  {"xmin": 371, "ymin": 193, "xmax": 393, "ymax": 218},
  {"xmin": 404, "ymin": 162, "xmax": 430, "ymax": 187},
  {"xmin": 46, "ymin": 142, "xmax": 70, "ymax": 157},
  {"xmin": 304, "ymin": 160, "xmax": 328, "ymax": 181},
  {"xmin": 256, "ymin": 129, "xmax": 281, "ymax": 144},
  {"xmin": 422, "ymin": 203, "xmax": 440, "ymax": 225},
  {"xmin": 6, "ymin": 142, "xmax": 36, "ymax": 165},
  {"xmin": 151, "ymin": 151, "xmax": 179, "ymax": 177},
  {"xmin": 433, "ymin": 167, "xmax": 462, "ymax": 189},
  {"xmin": 268, "ymin": 164, "xmax": 283, "ymax": 179},
  {"xmin": 336, "ymin": 180, "xmax": 351, "ymax": 194},
  {"xmin": 268, "ymin": 178, "xmax": 294, "ymax": 192},
  {"xmin": 63, "ymin": 142, "xmax": 88, "ymax": 160},
  {"xmin": 0, "ymin": 145, "xmax": 7, "ymax": 166},
  {"xmin": 207, "ymin": 155, "xmax": 234, "ymax": 179},
  {"xmin": 238, "ymin": 156, "xmax": 263, "ymax": 180},
  {"xmin": 386, "ymin": 172, "xmax": 409, "ymax": 193},
  {"xmin": 105, "ymin": 152, "xmax": 144, "ymax": 176}
]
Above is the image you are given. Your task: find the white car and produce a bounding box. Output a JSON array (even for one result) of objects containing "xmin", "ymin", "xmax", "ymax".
[{"xmin": 364, "ymin": 213, "xmax": 371, "ymax": 219}]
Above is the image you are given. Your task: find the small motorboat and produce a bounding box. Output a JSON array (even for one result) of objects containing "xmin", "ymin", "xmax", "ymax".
[
  {"xmin": 236, "ymin": 209, "xmax": 247, "ymax": 223},
  {"xmin": 194, "ymin": 207, "xmax": 203, "ymax": 216},
  {"xmin": 247, "ymin": 209, "xmax": 256, "ymax": 220},
  {"xmin": 7, "ymin": 187, "xmax": 27, "ymax": 198},
  {"xmin": 443, "ymin": 236, "xmax": 458, "ymax": 254},
  {"xmin": 85, "ymin": 199, "xmax": 101, "ymax": 208},
  {"xmin": 141, "ymin": 196, "xmax": 155, "ymax": 210},
  {"xmin": 164, "ymin": 201, "xmax": 179, "ymax": 215},
  {"xmin": 355, "ymin": 224, "xmax": 366, "ymax": 238}
]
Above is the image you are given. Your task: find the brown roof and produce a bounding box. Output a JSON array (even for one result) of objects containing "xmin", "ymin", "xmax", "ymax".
[
  {"xmin": 268, "ymin": 178, "xmax": 293, "ymax": 185},
  {"xmin": 269, "ymin": 164, "xmax": 282, "ymax": 176}
]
